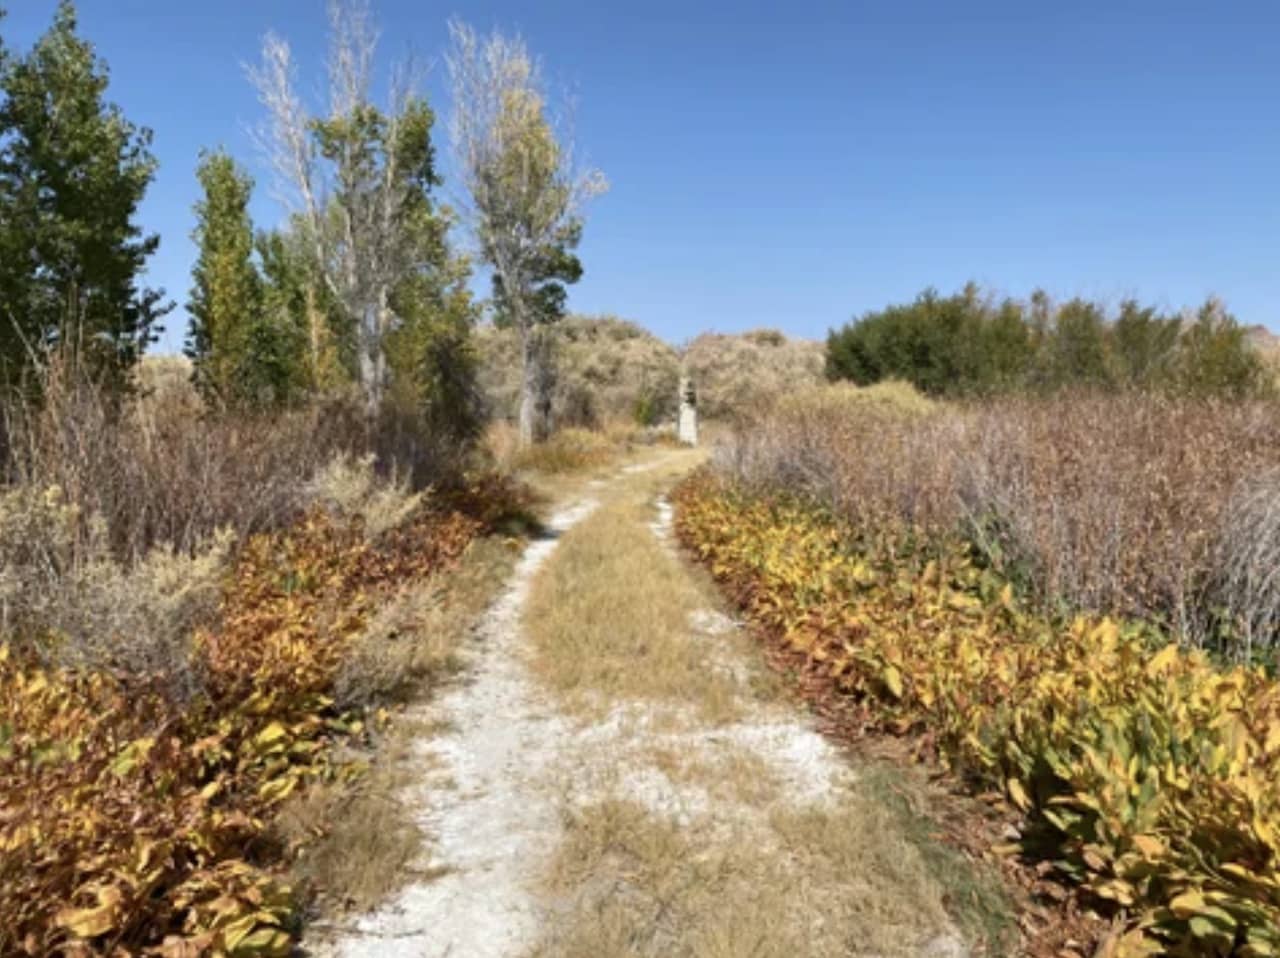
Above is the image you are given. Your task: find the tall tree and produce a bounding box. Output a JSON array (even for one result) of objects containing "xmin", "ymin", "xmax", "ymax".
[
  {"xmin": 1040, "ymin": 298, "xmax": 1112, "ymax": 389},
  {"xmin": 0, "ymin": 0, "xmax": 167, "ymax": 392},
  {"xmin": 249, "ymin": 0, "xmax": 459, "ymax": 417},
  {"xmin": 186, "ymin": 149, "xmax": 268, "ymax": 404},
  {"xmin": 446, "ymin": 20, "xmax": 606, "ymax": 445}
]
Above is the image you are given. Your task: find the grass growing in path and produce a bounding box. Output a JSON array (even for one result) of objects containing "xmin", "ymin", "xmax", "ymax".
[
  {"xmin": 522, "ymin": 453, "xmax": 1014, "ymax": 956},
  {"xmin": 533, "ymin": 795, "xmax": 962, "ymax": 958},
  {"xmin": 523, "ymin": 490, "xmax": 740, "ymax": 722}
]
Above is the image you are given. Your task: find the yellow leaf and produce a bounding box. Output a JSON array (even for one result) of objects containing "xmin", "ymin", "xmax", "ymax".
[
  {"xmin": 230, "ymin": 926, "xmax": 291, "ymax": 957},
  {"xmin": 254, "ymin": 722, "xmax": 288, "ymax": 747},
  {"xmin": 1145, "ymin": 643, "xmax": 1179, "ymax": 677},
  {"xmin": 1169, "ymin": 888, "xmax": 1206, "ymax": 919},
  {"xmin": 1265, "ymin": 720, "xmax": 1280, "ymax": 754},
  {"xmin": 56, "ymin": 885, "xmax": 123, "ymax": 939},
  {"xmin": 1006, "ymin": 777, "xmax": 1031, "ymax": 811},
  {"xmin": 258, "ymin": 774, "xmax": 297, "ymax": 802},
  {"xmin": 882, "ymin": 664, "xmax": 904, "ymax": 699},
  {"xmin": 1131, "ymin": 834, "xmax": 1165, "ymax": 860},
  {"xmin": 110, "ymin": 737, "xmax": 155, "ymax": 777}
]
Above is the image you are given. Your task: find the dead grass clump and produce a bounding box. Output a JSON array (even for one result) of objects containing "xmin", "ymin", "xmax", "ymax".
[
  {"xmin": 2, "ymin": 363, "xmax": 344, "ymax": 562},
  {"xmin": 272, "ymin": 736, "xmax": 426, "ymax": 914},
  {"xmin": 512, "ymin": 427, "xmax": 620, "ymax": 475},
  {"xmin": 524, "ymin": 500, "xmax": 738, "ymax": 721},
  {"xmin": 308, "ymin": 453, "xmax": 422, "ymax": 540},
  {"xmin": 1209, "ymin": 468, "xmax": 1280, "ymax": 662},
  {"xmin": 0, "ymin": 483, "xmax": 231, "ymax": 687},
  {"xmin": 533, "ymin": 796, "xmax": 962, "ymax": 958}
]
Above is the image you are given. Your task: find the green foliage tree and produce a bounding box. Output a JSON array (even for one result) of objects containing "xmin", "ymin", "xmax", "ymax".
[
  {"xmin": 826, "ymin": 286, "xmax": 1033, "ymax": 396},
  {"xmin": 1174, "ymin": 298, "xmax": 1270, "ymax": 399},
  {"xmin": 187, "ymin": 150, "xmax": 279, "ymax": 406},
  {"xmin": 0, "ymin": 0, "xmax": 168, "ymax": 393},
  {"xmin": 1039, "ymin": 297, "xmax": 1112, "ymax": 389},
  {"xmin": 1111, "ymin": 299, "xmax": 1180, "ymax": 388},
  {"xmin": 256, "ymin": 226, "xmax": 345, "ymax": 394}
]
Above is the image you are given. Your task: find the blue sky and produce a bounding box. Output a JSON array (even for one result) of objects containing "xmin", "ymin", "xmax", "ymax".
[{"xmin": 5, "ymin": 0, "xmax": 1279, "ymax": 352}]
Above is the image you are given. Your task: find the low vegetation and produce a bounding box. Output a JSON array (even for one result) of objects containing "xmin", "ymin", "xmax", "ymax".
[
  {"xmin": 524, "ymin": 458, "xmax": 1013, "ymax": 956},
  {"xmin": 677, "ymin": 383, "xmax": 1280, "ymax": 954},
  {"xmin": 536, "ymin": 795, "xmax": 966, "ymax": 958},
  {"xmin": 274, "ymin": 535, "xmax": 518, "ymax": 913},
  {"xmin": 1, "ymin": 457, "xmax": 524, "ymax": 953}
]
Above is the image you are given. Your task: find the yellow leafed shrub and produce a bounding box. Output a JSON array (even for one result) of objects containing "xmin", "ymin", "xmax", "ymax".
[{"xmin": 674, "ymin": 473, "xmax": 1280, "ymax": 955}]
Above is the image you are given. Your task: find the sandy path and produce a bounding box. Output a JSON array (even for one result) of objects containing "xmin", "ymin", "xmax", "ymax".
[
  {"xmin": 310, "ymin": 457, "xmax": 968, "ymax": 957},
  {"xmin": 309, "ymin": 498, "xmax": 598, "ymax": 958}
]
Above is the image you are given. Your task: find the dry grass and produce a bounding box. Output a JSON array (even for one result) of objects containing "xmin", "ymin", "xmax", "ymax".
[
  {"xmin": 719, "ymin": 386, "xmax": 1280, "ymax": 659},
  {"xmin": 524, "ymin": 493, "xmax": 740, "ymax": 722},
  {"xmin": 308, "ymin": 453, "xmax": 423, "ymax": 541},
  {"xmin": 512, "ymin": 427, "xmax": 621, "ymax": 475},
  {"xmin": 276, "ymin": 534, "xmax": 518, "ymax": 912},
  {"xmin": 0, "ymin": 480, "xmax": 232, "ymax": 688},
  {"xmin": 519, "ymin": 448, "xmax": 1012, "ymax": 955},
  {"xmin": 532, "ymin": 793, "xmax": 969, "ymax": 958},
  {"xmin": 273, "ymin": 732, "xmax": 428, "ymax": 915}
]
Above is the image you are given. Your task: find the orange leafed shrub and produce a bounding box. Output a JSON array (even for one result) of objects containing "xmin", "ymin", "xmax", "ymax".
[{"xmin": 0, "ymin": 479, "xmax": 518, "ymax": 955}]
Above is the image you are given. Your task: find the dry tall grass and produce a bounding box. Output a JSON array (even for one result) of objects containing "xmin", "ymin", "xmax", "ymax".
[
  {"xmin": 718, "ymin": 384, "xmax": 1280, "ymax": 660},
  {"xmin": 0, "ymin": 354, "xmax": 484, "ymax": 683}
]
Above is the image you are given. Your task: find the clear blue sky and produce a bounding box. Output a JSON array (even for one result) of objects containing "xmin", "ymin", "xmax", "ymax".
[{"xmin": 5, "ymin": 0, "xmax": 1279, "ymax": 352}]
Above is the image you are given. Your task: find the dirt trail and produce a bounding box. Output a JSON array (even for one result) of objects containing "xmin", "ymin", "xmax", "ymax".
[{"xmin": 309, "ymin": 451, "xmax": 978, "ymax": 958}]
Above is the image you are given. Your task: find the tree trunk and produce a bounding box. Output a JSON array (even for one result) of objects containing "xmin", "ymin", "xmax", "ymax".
[
  {"xmin": 358, "ymin": 304, "xmax": 383, "ymax": 419},
  {"xmin": 518, "ymin": 325, "xmax": 538, "ymax": 447}
]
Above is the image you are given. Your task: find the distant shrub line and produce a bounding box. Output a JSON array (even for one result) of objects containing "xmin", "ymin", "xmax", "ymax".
[{"xmin": 827, "ymin": 285, "xmax": 1272, "ymax": 399}]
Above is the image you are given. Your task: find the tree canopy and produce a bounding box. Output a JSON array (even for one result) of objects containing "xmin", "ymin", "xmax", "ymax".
[{"xmin": 0, "ymin": 0, "xmax": 168, "ymax": 392}]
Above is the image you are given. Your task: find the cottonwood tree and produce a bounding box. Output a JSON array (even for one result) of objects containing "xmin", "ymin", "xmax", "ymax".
[
  {"xmin": 0, "ymin": 0, "xmax": 168, "ymax": 393},
  {"xmin": 446, "ymin": 20, "xmax": 606, "ymax": 445},
  {"xmin": 249, "ymin": 0, "xmax": 465, "ymax": 417}
]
